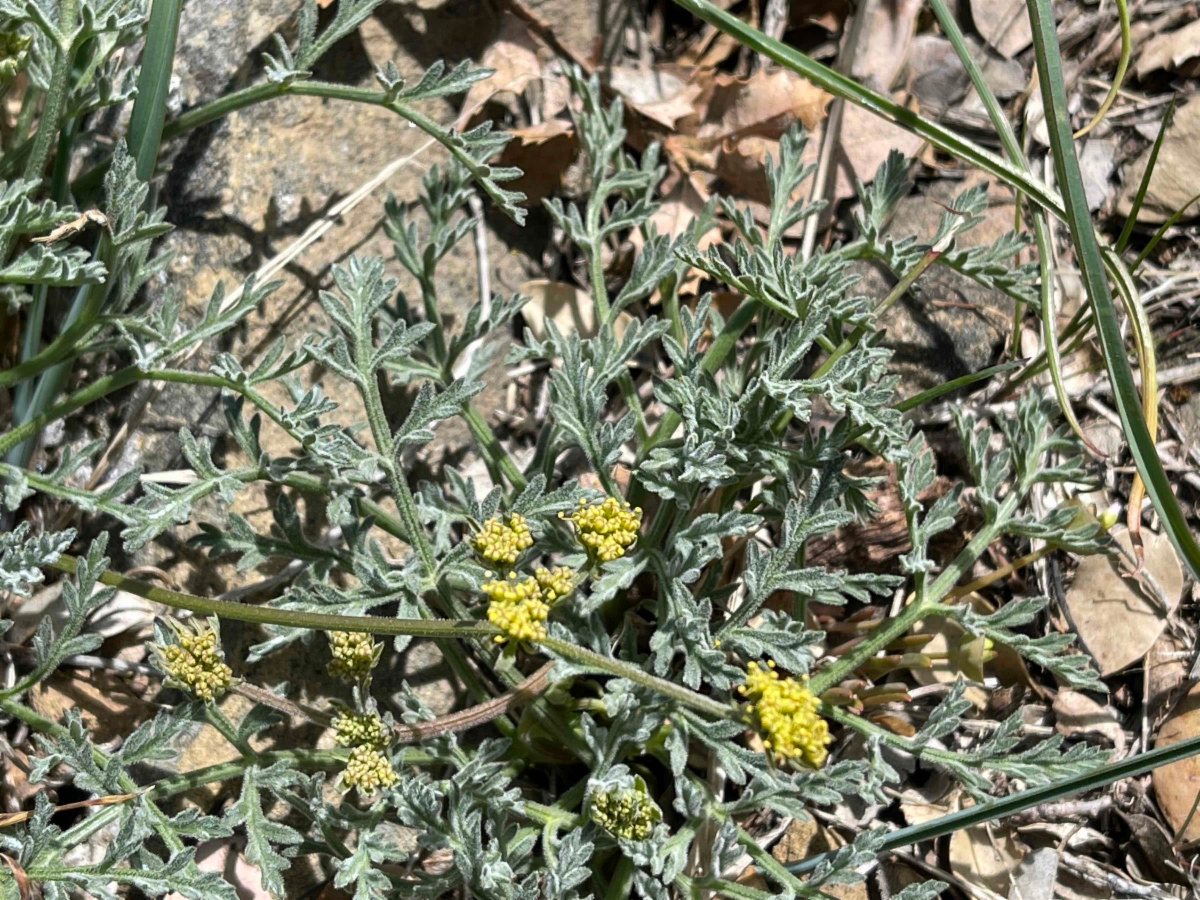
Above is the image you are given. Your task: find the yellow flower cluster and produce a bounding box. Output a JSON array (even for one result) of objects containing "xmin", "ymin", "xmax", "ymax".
[
  {"xmin": 473, "ymin": 513, "xmax": 534, "ymax": 567},
  {"xmin": 561, "ymin": 497, "xmax": 642, "ymax": 563},
  {"xmin": 157, "ymin": 621, "xmax": 232, "ymax": 703},
  {"xmin": 484, "ymin": 574, "xmax": 550, "ymax": 643},
  {"xmin": 332, "ymin": 709, "xmax": 388, "ymax": 749},
  {"xmin": 327, "ymin": 631, "xmax": 380, "ymax": 682},
  {"xmin": 738, "ymin": 661, "xmax": 830, "ymax": 768},
  {"xmin": 341, "ymin": 744, "xmax": 398, "ymax": 793},
  {"xmin": 534, "ymin": 565, "xmax": 575, "ymax": 602},
  {"xmin": 589, "ymin": 781, "xmax": 661, "ymax": 840}
]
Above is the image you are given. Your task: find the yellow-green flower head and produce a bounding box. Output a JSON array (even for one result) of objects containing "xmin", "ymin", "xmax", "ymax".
[
  {"xmin": 534, "ymin": 565, "xmax": 575, "ymax": 602},
  {"xmin": 473, "ymin": 513, "xmax": 534, "ymax": 567},
  {"xmin": 153, "ymin": 619, "xmax": 233, "ymax": 703},
  {"xmin": 332, "ymin": 709, "xmax": 388, "ymax": 749},
  {"xmin": 738, "ymin": 661, "xmax": 830, "ymax": 768},
  {"xmin": 589, "ymin": 778, "xmax": 662, "ymax": 841},
  {"xmin": 484, "ymin": 574, "xmax": 550, "ymax": 643},
  {"xmin": 0, "ymin": 31, "xmax": 31, "ymax": 83},
  {"xmin": 327, "ymin": 631, "xmax": 380, "ymax": 682},
  {"xmin": 561, "ymin": 497, "xmax": 642, "ymax": 563},
  {"xmin": 341, "ymin": 744, "xmax": 398, "ymax": 793}
]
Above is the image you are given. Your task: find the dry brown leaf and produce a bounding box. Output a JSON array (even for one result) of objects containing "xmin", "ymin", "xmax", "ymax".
[
  {"xmin": 462, "ymin": 14, "xmax": 542, "ymax": 117},
  {"xmin": 850, "ymin": 0, "xmax": 922, "ymax": 92},
  {"xmin": 899, "ymin": 784, "xmax": 960, "ymax": 826},
  {"xmin": 633, "ymin": 174, "xmax": 719, "ymax": 297},
  {"xmin": 1153, "ymin": 683, "xmax": 1200, "ymax": 841},
  {"xmin": 717, "ymin": 134, "xmax": 820, "ymax": 209},
  {"xmin": 911, "ymin": 595, "xmax": 1032, "ymax": 709},
  {"xmin": 607, "ymin": 66, "xmax": 704, "ymax": 130},
  {"xmin": 972, "ymin": 0, "xmax": 1033, "ymax": 59},
  {"xmin": 518, "ymin": 280, "xmax": 632, "ymax": 342},
  {"xmin": 1007, "ymin": 847, "xmax": 1058, "ymax": 900},
  {"xmin": 1145, "ymin": 634, "xmax": 1189, "ymax": 714},
  {"xmin": 497, "ymin": 119, "xmax": 578, "ymax": 206},
  {"xmin": 1117, "ymin": 99, "xmax": 1200, "ymax": 224},
  {"xmin": 1052, "ymin": 690, "xmax": 1126, "ymax": 754},
  {"xmin": 949, "ymin": 813, "xmax": 1026, "ymax": 898},
  {"xmin": 0, "ymin": 791, "xmax": 138, "ymax": 828},
  {"xmin": 0, "ymin": 854, "xmax": 29, "ymax": 900},
  {"xmin": 833, "ymin": 103, "xmax": 924, "ymax": 206},
  {"xmin": 1063, "ymin": 527, "xmax": 1183, "ymax": 676},
  {"xmin": 698, "ymin": 69, "xmax": 831, "ymax": 141},
  {"xmin": 769, "ymin": 821, "xmax": 867, "ymax": 900},
  {"xmin": 1135, "ymin": 19, "xmax": 1200, "ymax": 79}
]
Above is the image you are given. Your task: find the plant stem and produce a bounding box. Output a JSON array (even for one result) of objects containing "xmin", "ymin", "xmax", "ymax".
[
  {"xmin": 18, "ymin": 0, "xmax": 76, "ymax": 190},
  {"xmin": 810, "ymin": 498, "xmax": 1017, "ymax": 694},
  {"xmin": 538, "ymin": 636, "xmax": 737, "ymax": 721},
  {"xmin": 462, "ymin": 401, "xmax": 527, "ymax": 490},
  {"xmin": 47, "ymin": 553, "xmax": 497, "ymax": 638}
]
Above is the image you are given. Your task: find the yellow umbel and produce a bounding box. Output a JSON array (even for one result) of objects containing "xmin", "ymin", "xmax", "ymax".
[
  {"xmin": 561, "ymin": 497, "xmax": 642, "ymax": 563},
  {"xmin": 341, "ymin": 744, "xmax": 398, "ymax": 792},
  {"xmin": 738, "ymin": 661, "xmax": 830, "ymax": 768},
  {"xmin": 473, "ymin": 513, "xmax": 534, "ymax": 567},
  {"xmin": 155, "ymin": 620, "xmax": 232, "ymax": 703},
  {"xmin": 484, "ymin": 574, "xmax": 550, "ymax": 643},
  {"xmin": 327, "ymin": 631, "xmax": 380, "ymax": 682}
]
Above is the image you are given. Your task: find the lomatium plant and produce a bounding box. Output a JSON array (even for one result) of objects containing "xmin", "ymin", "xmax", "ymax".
[{"xmin": 0, "ymin": 0, "xmax": 1121, "ymax": 898}]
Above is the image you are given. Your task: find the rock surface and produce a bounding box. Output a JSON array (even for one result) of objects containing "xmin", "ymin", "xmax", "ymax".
[{"xmin": 852, "ymin": 176, "xmax": 1019, "ymax": 399}]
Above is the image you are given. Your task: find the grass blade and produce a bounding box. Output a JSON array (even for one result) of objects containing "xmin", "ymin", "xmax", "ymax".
[
  {"xmin": 1133, "ymin": 190, "xmax": 1200, "ymax": 270},
  {"xmin": 788, "ymin": 730, "xmax": 1200, "ymax": 874},
  {"xmin": 127, "ymin": 0, "xmax": 183, "ymax": 181},
  {"xmin": 1026, "ymin": 0, "xmax": 1200, "ymax": 578},
  {"xmin": 1033, "ymin": 210, "xmax": 1103, "ymax": 456},
  {"xmin": 1116, "ymin": 96, "xmax": 1176, "ymax": 254},
  {"xmin": 893, "ymin": 361, "xmax": 1021, "ymax": 412},
  {"xmin": 1073, "ymin": 0, "xmax": 1130, "ymax": 139},
  {"xmin": 668, "ymin": 0, "xmax": 1065, "ymax": 219}
]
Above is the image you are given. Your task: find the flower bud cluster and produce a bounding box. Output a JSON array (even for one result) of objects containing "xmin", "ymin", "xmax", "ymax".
[
  {"xmin": 341, "ymin": 744, "xmax": 398, "ymax": 792},
  {"xmin": 473, "ymin": 513, "xmax": 534, "ymax": 567},
  {"xmin": 561, "ymin": 497, "xmax": 641, "ymax": 563},
  {"xmin": 484, "ymin": 574, "xmax": 551, "ymax": 643},
  {"xmin": 327, "ymin": 631, "xmax": 380, "ymax": 682},
  {"xmin": 738, "ymin": 660, "xmax": 830, "ymax": 768},
  {"xmin": 589, "ymin": 780, "xmax": 661, "ymax": 840},
  {"xmin": 155, "ymin": 620, "xmax": 232, "ymax": 702},
  {"xmin": 332, "ymin": 709, "xmax": 388, "ymax": 749}
]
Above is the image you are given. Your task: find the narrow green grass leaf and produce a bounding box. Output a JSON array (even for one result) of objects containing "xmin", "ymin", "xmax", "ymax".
[
  {"xmin": 894, "ymin": 362, "xmax": 1021, "ymax": 413},
  {"xmin": 1116, "ymin": 96, "xmax": 1176, "ymax": 254},
  {"xmin": 788, "ymin": 730, "xmax": 1200, "ymax": 874},
  {"xmin": 1074, "ymin": 0, "xmax": 1130, "ymax": 139},
  {"xmin": 1133, "ymin": 190, "xmax": 1200, "ymax": 270},
  {"xmin": 1026, "ymin": 0, "xmax": 1200, "ymax": 578},
  {"xmin": 127, "ymin": 0, "xmax": 183, "ymax": 181},
  {"xmin": 1033, "ymin": 212, "xmax": 1103, "ymax": 456},
  {"xmin": 668, "ymin": 0, "xmax": 1065, "ymax": 220}
]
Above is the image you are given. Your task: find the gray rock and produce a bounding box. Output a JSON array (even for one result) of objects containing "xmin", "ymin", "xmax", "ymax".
[{"xmin": 853, "ymin": 177, "xmax": 1019, "ymax": 399}]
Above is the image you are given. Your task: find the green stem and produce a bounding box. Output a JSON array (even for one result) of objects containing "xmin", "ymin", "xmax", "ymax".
[
  {"xmin": 538, "ymin": 636, "xmax": 737, "ymax": 721},
  {"xmin": 204, "ymin": 704, "xmax": 256, "ymax": 759},
  {"xmin": 604, "ymin": 858, "xmax": 636, "ymax": 900},
  {"xmin": 0, "ymin": 366, "xmax": 298, "ymax": 457},
  {"xmin": 810, "ymin": 497, "xmax": 1016, "ymax": 694},
  {"xmin": 48, "ymin": 553, "xmax": 497, "ymax": 638},
  {"xmin": 462, "ymin": 401, "xmax": 527, "ymax": 490},
  {"xmin": 18, "ymin": 0, "xmax": 76, "ymax": 189}
]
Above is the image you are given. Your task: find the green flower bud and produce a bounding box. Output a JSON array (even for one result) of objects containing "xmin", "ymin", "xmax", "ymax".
[
  {"xmin": 588, "ymin": 776, "xmax": 661, "ymax": 841},
  {"xmin": 151, "ymin": 617, "xmax": 233, "ymax": 703},
  {"xmin": 341, "ymin": 744, "xmax": 397, "ymax": 793}
]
